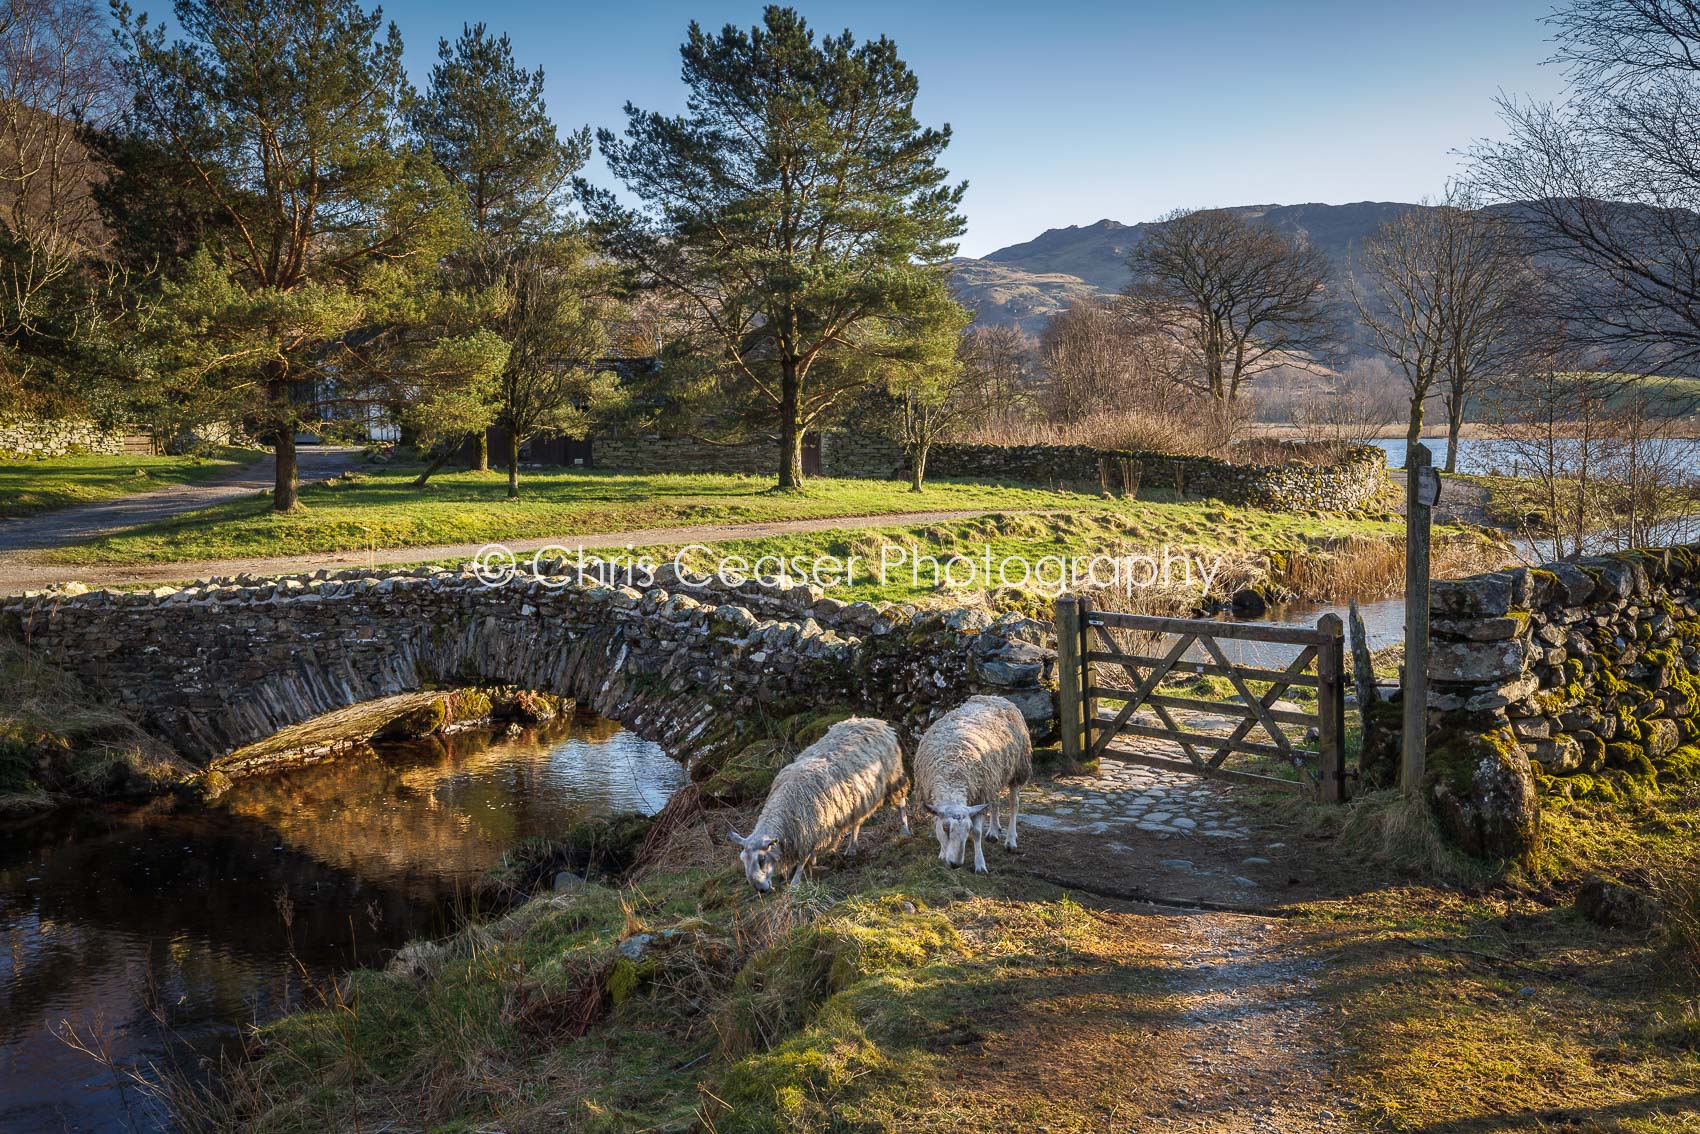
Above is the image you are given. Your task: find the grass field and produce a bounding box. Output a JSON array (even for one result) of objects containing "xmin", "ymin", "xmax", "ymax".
[
  {"xmin": 43, "ymin": 464, "xmax": 1400, "ymax": 568},
  {"xmin": 0, "ymin": 447, "xmax": 262, "ymax": 520}
]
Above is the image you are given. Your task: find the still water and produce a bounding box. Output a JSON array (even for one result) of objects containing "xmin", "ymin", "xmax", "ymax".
[
  {"xmin": 1363, "ymin": 435, "xmax": 1700, "ymax": 474},
  {"xmin": 0, "ymin": 712, "xmax": 684, "ymax": 1134}
]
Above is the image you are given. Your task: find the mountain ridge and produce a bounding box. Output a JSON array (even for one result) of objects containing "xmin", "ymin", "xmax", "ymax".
[{"xmin": 951, "ymin": 201, "xmax": 1425, "ymax": 333}]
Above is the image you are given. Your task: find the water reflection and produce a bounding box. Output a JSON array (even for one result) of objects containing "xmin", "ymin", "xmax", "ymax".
[
  {"xmin": 1363, "ymin": 435, "xmax": 1700, "ymax": 474},
  {"xmin": 0, "ymin": 711, "xmax": 682, "ymax": 1134}
]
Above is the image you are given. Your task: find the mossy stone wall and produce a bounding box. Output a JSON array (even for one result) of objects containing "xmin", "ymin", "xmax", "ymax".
[
  {"xmin": 2, "ymin": 564, "xmax": 1058, "ymax": 766},
  {"xmin": 597, "ymin": 431, "xmax": 1387, "ymax": 512},
  {"xmin": 1429, "ymin": 546, "xmax": 1700, "ymax": 806}
]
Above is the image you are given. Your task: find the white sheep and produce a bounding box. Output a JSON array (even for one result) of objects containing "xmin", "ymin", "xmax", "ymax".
[
  {"xmin": 914, "ymin": 695, "xmax": 1032, "ymax": 873},
  {"xmin": 728, "ymin": 717, "xmax": 910, "ymax": 892}
]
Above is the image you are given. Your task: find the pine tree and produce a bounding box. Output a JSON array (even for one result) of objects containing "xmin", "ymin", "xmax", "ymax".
[
  {"xmin": 414, "ymin": 22, "xmax": 617, "ymax": 497},
  {"xmin": 413, "ymin": 23, "xmax": 589, "ymax": 243},
  {"xmin": 111, "ymin": 0, "xmax": 477, "ymax": 510},
  {"xmin": 586, "ymin": 6, "xmax": 966, "ymax": 489}
]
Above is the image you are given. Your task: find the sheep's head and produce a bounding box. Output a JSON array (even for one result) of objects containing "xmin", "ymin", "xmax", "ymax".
[
  {"xmin": 729, "ymin": 829, "xmax": 781, "ymax": 892},
  {"xmin": 922, "ymin": 802, "xmax": 987, "ymax": 867}
]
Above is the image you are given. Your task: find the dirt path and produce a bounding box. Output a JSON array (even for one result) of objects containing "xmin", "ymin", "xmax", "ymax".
[
  {"xmin": 0, "ymin": 507, "xmax": 1046, "ymax": 595},
  {"xmin": 0, "ymin": 446, "xmax": 361, "ymax": 554},
  {"xmin": 1125, "ymin": 909, "xmax": 1346, "ymax": 1132},
  {"xmin": 951, "ymin": 890, "xmax": 1347, "ymax": 1132},
  {"xmin": 960, "ymin": 754, "xmax": 1350, "ymax": 1130}
]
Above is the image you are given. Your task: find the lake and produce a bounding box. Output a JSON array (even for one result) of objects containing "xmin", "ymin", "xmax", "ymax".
[{"xmin": 1361, "ymin": 436, "xmax": 1700, "ymax": 477}]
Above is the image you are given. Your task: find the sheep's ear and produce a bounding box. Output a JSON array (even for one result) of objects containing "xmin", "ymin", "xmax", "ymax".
[
  {"xmin": 966, "ymin": 803, "xmax": 990, "ymax": 817},
  {"xmin": 918, "ymin": 801, "xmax": 936, "ymax": 817},
  {"xmin": 728, "ymin": 828, "xmax": 749, "ymax": 848}
]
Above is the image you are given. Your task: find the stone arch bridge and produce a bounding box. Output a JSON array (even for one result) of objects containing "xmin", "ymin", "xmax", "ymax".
[{"xmin": 3, "ymin": 565, "xmax": 1057, "ymax": 765}]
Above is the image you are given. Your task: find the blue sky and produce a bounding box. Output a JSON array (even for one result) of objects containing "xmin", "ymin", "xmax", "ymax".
[{"xmin": 381, "ymin": 0, "xmax": 1566, "ymax": 256}]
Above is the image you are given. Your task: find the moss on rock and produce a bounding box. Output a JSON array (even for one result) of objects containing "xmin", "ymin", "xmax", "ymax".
[{"xmin": 1426, "ymin": 725, "xmax": 1541, "ymax": 863}]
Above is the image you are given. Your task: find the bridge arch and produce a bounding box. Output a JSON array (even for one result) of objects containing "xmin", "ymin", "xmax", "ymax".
[{"xmin": 5, "ymin": 567, "xmax": 1057, "ymax": 768}]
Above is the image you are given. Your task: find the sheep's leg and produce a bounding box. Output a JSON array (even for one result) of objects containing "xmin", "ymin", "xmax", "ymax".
[
  {"xmin": 790, "ymin": 856, "xmax": 812, "ymax": 886},
  {"xmin": 971, "ymin": 815, "xmax": 988, "ymax": 874},
  {"xmin": 892, "ymin": 777, "xmax": 912, "ymax": 836},
  {"xmin": 898, "ymin": 798, "xmax": 911, "ymax": 837},
  {"xmin": 1005, "ymin": 783, "xmax": 1021, "ymax": 850},
  {"xmin": 848, "ymin": 819, "xmax": 865, "ymax": 857},
  {"xmin": 987, "ymin": 796, "xmax": 1003, "ymax": 839}
]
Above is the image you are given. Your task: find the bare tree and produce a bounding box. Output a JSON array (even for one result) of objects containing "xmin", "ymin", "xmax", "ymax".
[
  {"xmin": 1037, "ymin": 295, "xmax": 1184, "ymax": 424},
  {"xmin": 1122, "ymin": 207, "xmax": 1336, "ymax": 403},
  {"xmin": 1292, "ymin": 360, "xmax": 1407, "ymax": 454},
  {"xmin": 1438, "ymin": 208, "xmax": 1530, "ymax": 471},
  {"xmin": 0, "ymin": 0, "xmax": 121, "ymax": 399},
  {"xmin": 1038, "ymin": 296, "xmax": 1132, "ymax": 423},
  {"xmin": 1489, "ymin": 339, "xmax": 1695, "ymax": 559},
  {"xmin": 1467, "ymin": 0, "xmax": 1700, "ymax": 377},
  {"xmin": 958, "ymin": 323, "xmax": 1037, "ymax": 422},
  {"xmin": 1352, "ymin": 193, "xmax": 1528, "ymax": 457}
]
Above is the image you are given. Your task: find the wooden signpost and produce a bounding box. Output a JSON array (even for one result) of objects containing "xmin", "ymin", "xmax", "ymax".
[{"xmin": 1403, "ymin": 442, "xmax": 1439, "ymax": 793}]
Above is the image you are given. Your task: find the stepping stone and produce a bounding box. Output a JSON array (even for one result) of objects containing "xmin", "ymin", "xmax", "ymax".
[
  {"xmin": 1172, "ymin": 816, "xmax": 1198, "ymax": 830},
  {"xmin": 1159, "ymin": 858, "xmax": 1195, "ymax": 870},
  {"xmin": 1242, "ymin": 856, "xmax": 1272, "ymax": 865}
]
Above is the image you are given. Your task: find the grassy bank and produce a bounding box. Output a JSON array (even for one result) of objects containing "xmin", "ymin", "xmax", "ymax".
[
  {"xmin": 0, "ymin": 447, "xmax": 262, "ymax": 520},
  {"xmin": 189, "ymin": 778, "xmax": 1700, "ymax": 1133},
  {"xmin": 0, "ymin": 637, "xmax": 188, "ymax": 809},
  {"xmin": 46, "ymin": 467, "xmax": 1128, "ymax": 565},
  {"xmin": 640, "ymin": 507, "xmax": 1505, "ymax": 608}
]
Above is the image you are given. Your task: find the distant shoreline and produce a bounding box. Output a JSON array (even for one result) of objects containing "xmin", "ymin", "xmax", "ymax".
[{"xmin": 1252, "ymin": 419, "xmax": 1700, "ymax": 442}]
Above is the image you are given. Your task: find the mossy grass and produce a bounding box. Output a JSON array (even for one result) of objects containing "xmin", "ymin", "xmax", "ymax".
[
  {"xmin": 0, "ymin": 636, "xmax": 188, "ymax": 803},
  {"xmin": 42, "ymin": 463, "xmax": 1490, "ymax": 578},
  {"xmin": 204, "ymin": 787, "xmax": 1700, "ymax": 1134},
  {"xmin": 0, "ymin": 445, "xmax": 263, "ymax": 519}
]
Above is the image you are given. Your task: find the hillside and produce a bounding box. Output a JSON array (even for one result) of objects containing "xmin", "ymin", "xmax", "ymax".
[
  {"xmin": 952, "ymin": 201, "xmax": 1423, "ymax": 333},
  {"xmin": 945, "ymin": 257, "xmax": 1104, "ymax": 335}
]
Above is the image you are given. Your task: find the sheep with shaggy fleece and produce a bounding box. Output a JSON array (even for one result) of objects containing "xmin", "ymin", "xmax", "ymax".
[
  {"xmin": 729, "ymin": 717, "xmax": 910, "ymax": 892},
  {"xmin": 915, "ymin": 695, "xmax": 1032, "ymax": 873}
]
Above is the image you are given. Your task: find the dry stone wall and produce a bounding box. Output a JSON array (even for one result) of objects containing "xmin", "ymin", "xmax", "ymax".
[
  {"xmin": 595, "ymin": 432, "xmax": 1385, "ymax": 512},
  {"xmin": 0, "ymin": 417, "xmax": 136, "ymax": 458},
  {"xmin": 3, "ymin": 566, "xmax": 1058, "ymax": 769},
  {"xmin": 1427, "ymin": 547, "xmax": 1700, "ymax": 852},
  {"xmin": 920, "ymin": 442, "xmax": 1387, "ymax": 511},
  {"xmin": 592, "ymin": 434, "xmax": 780, "ymax": 475}
]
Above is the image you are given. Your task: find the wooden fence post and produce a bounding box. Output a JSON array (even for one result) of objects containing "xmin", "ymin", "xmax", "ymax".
[
  {"xmin": 1403, "ymin": 442, "xmax": 1436, "ymax": 794},
  {"xmin": 1316, "ymin": 612, "xmax": 1347, "ymax": 802},
  {"xmin": 1055, "ymin": 594, "xmax": 1085, "ymax": 763},
  {"xmin": 1078, "ymin": 594, "xmax": 1095, "ymax": 755}
]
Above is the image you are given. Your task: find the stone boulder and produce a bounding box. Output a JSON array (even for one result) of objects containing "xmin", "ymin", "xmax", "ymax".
[
  {"xmin": 1430, "ymin": 637, "xmax": 1532, "ymax": 684},
  {"xmin": 1427, "ymin": 727, "xmax": 1542, "ymax": 862},
  {"xmin": 1574, "ymin": 874, "xmax": 1657, "ymax": 931}
]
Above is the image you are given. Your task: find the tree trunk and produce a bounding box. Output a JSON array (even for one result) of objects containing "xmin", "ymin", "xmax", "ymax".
[
  {"xmin": 273, "ymin": 422, "xmax": 299, "ymax": 513},
  {"xmin": 777, "ymin": 362, "xmax": 802, "ymax": 490},
  {"xmin": 413, "ymin": 444, "xmax": 455, "ymax": 488},
  {"xmin": 1444, "ymin": 401, "xmax": 1464, "ymax": 474},
  {"xmin": 1406, "ymin": 395, "xmax": 1424, "ymax": 449},
  {"xmin": 507, "ymin": 432, "xmax": 520, "ymax": 499},
  {"xmin": 470, "ymin": 430, "xmax": 489, "ymax": 472},
  {"xmin": 909, "ymin": 443, "xmax": 928, "ymax": 493}
]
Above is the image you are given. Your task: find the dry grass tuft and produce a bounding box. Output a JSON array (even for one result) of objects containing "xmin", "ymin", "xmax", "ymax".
[{"xmin": 1329, "ymin": 790, "xmax": 1498, "ymax": 885}]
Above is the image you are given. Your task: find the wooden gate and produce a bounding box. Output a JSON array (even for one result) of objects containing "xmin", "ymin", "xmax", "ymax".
[{"xmin": 1054, "ymin": 595, "xmax": 1348, "ymax": 801}]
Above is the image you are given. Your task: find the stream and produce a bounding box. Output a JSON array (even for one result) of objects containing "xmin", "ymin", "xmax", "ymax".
[{"xmin": 0, "ymin": 710, "xmax": 684, "ymax": 1134}]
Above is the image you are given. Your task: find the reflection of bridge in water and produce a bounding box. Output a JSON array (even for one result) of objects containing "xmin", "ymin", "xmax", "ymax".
[{"xmin": 0, "ymin": 712, "xmax": 680, "ymax": 1134}]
